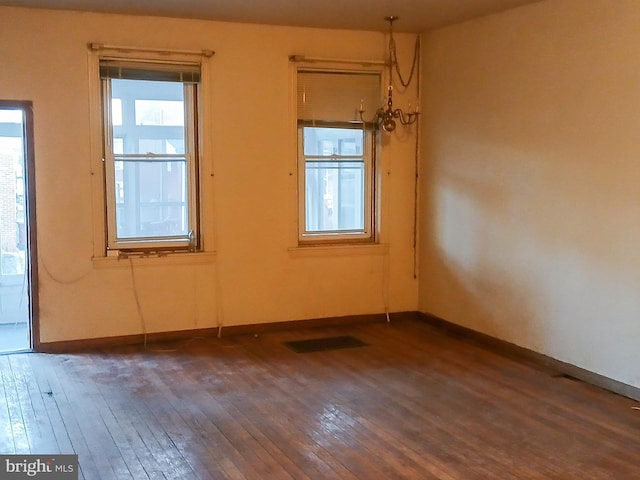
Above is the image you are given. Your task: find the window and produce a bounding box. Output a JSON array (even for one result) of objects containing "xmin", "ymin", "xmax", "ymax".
[
  {"xmin": 297, "ymin": 69, "xmax": 380, "ymax": 243},
  {"xmin": 100, "ymin": 59, "xmax": 201, "ymax": 251}
]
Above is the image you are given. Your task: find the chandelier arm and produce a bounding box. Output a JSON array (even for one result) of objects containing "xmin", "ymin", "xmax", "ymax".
[
  {"xmin": 394, "ymin": 108, "xmax": 418, "ymax": 126},
  {"xmin": 358, "ymin": 105, "xmax": 384, "ymax": 124}
]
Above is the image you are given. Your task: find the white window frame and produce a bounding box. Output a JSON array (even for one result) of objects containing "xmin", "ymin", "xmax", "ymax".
[
  {"xmin": 295, "ymin": 67, "xmax": 380, "ymax": 245},
  {"xmin": 297, "ymin": 122, "xmax": 376, "ymax": 244},
  {"xmin": 100, "ymin": 58, "xmax": 202, "ymax": 253}
]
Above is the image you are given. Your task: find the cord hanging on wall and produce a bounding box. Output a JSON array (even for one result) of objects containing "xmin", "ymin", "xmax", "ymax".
[{"xmin": 359, "ymin": 16, "xmax": 420, "ymax": 132}]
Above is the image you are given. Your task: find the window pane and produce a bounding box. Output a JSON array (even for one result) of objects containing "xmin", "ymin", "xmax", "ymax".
[
  {"xmin": 114, "ymin": 159, "xmax": 188, "ymax": 239},
  {"xmin": 0, "ymin": 110, "xmax": 22, "ymax": 123},
  {"xmin": 303, "ymin": 127, "xmax": 363, "ymax": 156},
  {"xmin": 113, "ymin": 138, "xmax": 124, "ymax": 155},
  {"xmin": 111, "ymin": 79, "xmax": 185, "ymax": 154},
  {"xmin": 305, "ymin": 161, "xmax": 364, "ymax": 232},
  {"xmin": 112, "ymin": 99, "xmax": 122, "ymax": 126},
  {"xmin": 135, "ymin": 100, "xmax": 184, "ymax": 126},
  {"xmin": 138, "ymin": 139, "xmax": 185, "ymax": 155}
]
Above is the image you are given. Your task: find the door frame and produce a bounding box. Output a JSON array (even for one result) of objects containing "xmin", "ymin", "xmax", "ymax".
[{"xmin": 0, "ymin": 100, "xmax": 39, "ymax": 351}]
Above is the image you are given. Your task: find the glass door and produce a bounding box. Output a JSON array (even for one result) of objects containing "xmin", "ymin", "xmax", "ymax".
[{"xmin": 0, "ymin": 102, "xmax": 36, "ymax": 353}]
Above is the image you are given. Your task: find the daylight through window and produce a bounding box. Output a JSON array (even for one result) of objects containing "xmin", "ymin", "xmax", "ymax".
[
  {"xmin": 297, "ymin": 69, "xmax": 380, "ymax": 243},
  {"xmin": 100, "ymin": 59, "xmax": 201, "ymax": 251}
]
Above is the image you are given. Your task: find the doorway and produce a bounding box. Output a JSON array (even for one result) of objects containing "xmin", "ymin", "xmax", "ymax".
[{"xmin": 0, "ymin": 101, "xmax": 38, "ymax": 353}]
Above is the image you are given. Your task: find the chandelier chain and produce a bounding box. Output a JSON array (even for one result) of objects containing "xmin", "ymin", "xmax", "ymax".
[
  {"xmin": 358, "ymin": 16, "xmax": 420, "ymax": 132},
  {"xmin": 389, "ymin": 33, "xmax": 420, "ymax": 89}
]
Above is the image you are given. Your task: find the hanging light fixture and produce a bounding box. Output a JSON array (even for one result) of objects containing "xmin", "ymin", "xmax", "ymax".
[{"xmin": 359, "ymin": 16, "xmax": 420, "ymax": 133}]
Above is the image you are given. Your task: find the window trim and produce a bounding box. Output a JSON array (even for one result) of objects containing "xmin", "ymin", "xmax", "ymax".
[
  {"xmin": 102, "ymin": 69, "xmax": 198, "ymax": 251},
  {"xmin": 87, "ymin": 47, "xmax": 216, "ymax": 262},
  {"xmin": 297, "ymin": 123, "xmax": 376, "ymax": 245},
  {"xmin": 96, "ymin": 54, "xmax": 205, "ymax": 254},
  {"xmin": 294, "ymin": 66, "xmax": 382, "ymax": 246}
]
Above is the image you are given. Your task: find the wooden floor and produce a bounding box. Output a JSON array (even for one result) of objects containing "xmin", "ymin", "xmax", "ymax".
[{"xmin": 1, "ymin": 319, "xmax": 639, "ymax": 479}]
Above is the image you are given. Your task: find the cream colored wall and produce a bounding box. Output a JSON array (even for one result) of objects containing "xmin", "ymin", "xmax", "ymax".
[
  {"xmin": 0, "ymin": 7, "xmax": 419, "ymax": 342},
  {"xmin": 419, "ymin": 0, "xmax": 640, "ymax": 388}
]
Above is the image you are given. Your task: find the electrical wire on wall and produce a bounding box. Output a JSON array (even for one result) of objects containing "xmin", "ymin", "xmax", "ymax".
[
  {"xmin": 39, "ymin": 251, "xmax": 175, "ymax": 350},
  {"xmin": 40, "ymin": 255, "xmax": 93, "ymax": 285},
  {"xmin": 412, "ymin": 37, "xmax": 421, "ymax": 280},
  {"xmin": 127, "ymin": 256, "xmax": 187, "ymax": 352},
  {"xmin": 378, "ymin": 125, "xmax": 394, "ymax": 324},
  {"xmin": 127, "ymin": 256, "xmax": 149, "ymax": 349},
  {"xmin": 378, "ymin": 30, "xmax": 422, "ymax": 318},
  {"xmin": 206, "ymin": 150, "xmax": 225, "ymax": 338},
  {"xmin": 390, "ymin": 31, "xmax": 422, "ymax": 281},
  {"xmin": 210, "ymin": 189, "xmax": 225, "ymax": 339},
  {"xmin": 385, "ymin": 26, "xmax": 421, "ymax": 280},
  {"xmin": 412, "ymin": 115, "xmax": 420, "ymax": 280},
  {"xmin": 214, "ymin": 257, "xmax": 225, "ymax": 338},
  {"xmin": 382, "ymin": 235, "xmax": 392, "ymax": 324}
]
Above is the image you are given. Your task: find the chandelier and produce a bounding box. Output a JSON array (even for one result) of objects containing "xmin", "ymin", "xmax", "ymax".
[{"xmin": 359, "ymin": 16, "xmax": 420, "ymax": 133}]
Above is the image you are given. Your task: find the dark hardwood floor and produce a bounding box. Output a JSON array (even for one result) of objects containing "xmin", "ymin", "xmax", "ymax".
[{"xmin": 1, "ymin": 318, "xmax": 639, "ymax": 479}]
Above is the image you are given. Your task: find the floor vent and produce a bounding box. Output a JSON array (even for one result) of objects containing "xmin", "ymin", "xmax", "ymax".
[{"xmin": 284, "ymin": 335, "xmax": 367, "ymax": 353}]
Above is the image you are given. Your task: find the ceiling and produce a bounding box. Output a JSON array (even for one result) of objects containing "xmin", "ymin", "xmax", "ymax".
[{"xmin": 2, "ymin": 0, "xmax": 542, "ymax": 33}]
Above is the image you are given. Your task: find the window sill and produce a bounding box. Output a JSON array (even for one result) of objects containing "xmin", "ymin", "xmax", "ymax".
[
  {"xmin": 92, "ymin": 251, "xmax": 216, "ymax": 269},
  {"xmin": 287, "ymin": 243, "xmax": 389, "ymax": 258}
]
